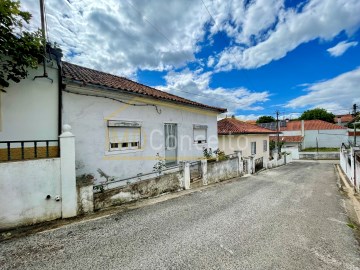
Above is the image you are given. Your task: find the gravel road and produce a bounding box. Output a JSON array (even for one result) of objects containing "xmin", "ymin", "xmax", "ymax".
[{"xmin": 1, "ymin": 161, "xmax": 359, "ymax": 270}]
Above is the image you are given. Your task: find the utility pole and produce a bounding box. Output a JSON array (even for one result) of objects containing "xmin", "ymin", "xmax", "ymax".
[
  {"xmin": 353, "ymin": 104, "xmax": 358, "ymax": 145},
  {"xmin": 276, "ymin": 110, "xmax": 280, "ymax": 157}
]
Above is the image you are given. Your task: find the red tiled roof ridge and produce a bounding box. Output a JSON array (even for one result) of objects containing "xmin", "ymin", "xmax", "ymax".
[
  {"xmin": 218, "ymin": 117, "xmax": 276, "ymax": 134},
  {"xmin": 280, "ymin": 119, "xmax": 345, "ymax": 131},
  {"xmin": 62, "ymin": 61, "xmax": 227, "ymax": 113},
  {"xmin": 269, "ymin": 135, "xmax": 303, "ymax": 143}
]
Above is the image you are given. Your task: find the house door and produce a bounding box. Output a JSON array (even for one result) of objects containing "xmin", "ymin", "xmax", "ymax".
[{"xmin": 164, "ymin": 123, "xmax": 178, "ymax": 166}]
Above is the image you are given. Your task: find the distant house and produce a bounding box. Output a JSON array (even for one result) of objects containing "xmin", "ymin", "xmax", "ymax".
[
  {"xmin": 259, "ymin": 120, "xmax": 347, "ymax": 149},
  {"xmin": 270, "ymin": 135, "xmax": 304, "ymax": 148},
  {"xmin": 61, "ymin": 62, "xmax": 226, "ymax": 184},
  {"xmin": 334, "ymin": 114, "xmax": 354, "ymax": 127},
  {"xmin": 217, "ymin": 117, "xmax": 275, "ymax": 169}
]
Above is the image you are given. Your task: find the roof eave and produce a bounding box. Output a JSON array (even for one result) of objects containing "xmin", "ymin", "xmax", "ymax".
[{"xmin": 63, "ymin": 78, "xmax": 227, "ymax": 113}]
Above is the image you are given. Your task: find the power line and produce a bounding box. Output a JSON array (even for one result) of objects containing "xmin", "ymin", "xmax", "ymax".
[
  {"xmin": 125, "ymin": 0, "xmax": 174, "ymax": 46},
  {"xmin": 200, "ymin": 0, "xmax": 216, "ymax": 23}
]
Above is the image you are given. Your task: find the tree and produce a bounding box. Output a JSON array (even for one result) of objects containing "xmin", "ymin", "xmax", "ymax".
[
  {"xmin": 299, "ymin": 108, "xmax": 335, "ymax": 123},
  {"xmin": 0, "ymin": 0, "xmax": 43, "ymax": 90},
  {"xmin": 256, "ymin": 115, "xmax": 276, "ymax": 124}
]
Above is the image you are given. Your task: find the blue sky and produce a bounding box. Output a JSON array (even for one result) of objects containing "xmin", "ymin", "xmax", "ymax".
[{"xmin": 22, "ymin": 0, "xmax": 360, "ymax": 119}]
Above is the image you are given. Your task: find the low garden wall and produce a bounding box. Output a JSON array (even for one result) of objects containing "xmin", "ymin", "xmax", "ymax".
[
  {"xmin": 93, "ymin": 170, "xmax": 183, "ymax": 210},
  {"xmin": 299, "ymin": 152, "xmax": 339, "ymax": 160},
  {"xmin": 75, "ymin": 151, "xmax": 293, "ymax": 213},
  {"xmin": 207, "ymin": 157, "xmax": 240, "ymax": 184}
]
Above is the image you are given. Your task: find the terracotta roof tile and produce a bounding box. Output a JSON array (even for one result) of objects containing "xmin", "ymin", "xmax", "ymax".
[
  {"xmin": 218, "ymin": 118, "xmax": 276, "ymax": 135},
  {"xmin": 334, "ymin": 114, "xmax": 354, "ymax": 123},
  {"xmin": 270, "ymin": 136, "xmax": 303, "ymax": 143},
  {"xmin": 245, "ymin": 120, "xmax": 257, "ymax": 125},
  {"xmin": 62, "ymin": 62, "xmax": 226, "ymax": 113},
  {"xmin": 280, "ymin": 120, "xmax": 345, "ymax": 131}
]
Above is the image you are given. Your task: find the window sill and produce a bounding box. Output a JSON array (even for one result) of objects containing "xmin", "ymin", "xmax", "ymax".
[{"xmin": 105, "ymin": 148, "xmax": 144, "ymax": 155}]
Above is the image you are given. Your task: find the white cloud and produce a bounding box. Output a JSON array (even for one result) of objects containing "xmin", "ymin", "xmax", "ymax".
[
  {"xmin": 327, "ymin": 40, "xmax": 358, "ymax": 57},
  {"xmin": 207, "ymin": 56, "xmax": 215, "ymax": 67},
  {"xmin": 19, "ymin": 0, "xmax": 360, "ymax": 76},
  {"xmin": 286, "ymin": 67, "xmax": 360, "ymax": 114},
  {"xmin": 215, "ymin": 0, "xmax": 360, "ymax": 71},
  {"xmin": 21, "ymin": 0, "xmax": 209, "ymax": 77},
  {"xmin": 155, "ymin": 69, "xmax": 270, "ymax": 113}
]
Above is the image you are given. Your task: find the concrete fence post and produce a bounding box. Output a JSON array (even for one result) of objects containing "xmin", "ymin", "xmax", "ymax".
[
  {"xmin": 59, "ymin": 124, "xmax": 77, "ymax": 218},
  {"xmin": 236, "ymin": 151, "xmax": 243, "ymax": 175},
  {"xmin": 201, "ymin": 159, "xmax": 208, "ymax": 186},
  {"xmin": 249, "ymin": 156, "xmax": 255, "ymax": 174},
  {"xmin": 183, "ymin": 161, "xmax": 191, "ymax": 190}
]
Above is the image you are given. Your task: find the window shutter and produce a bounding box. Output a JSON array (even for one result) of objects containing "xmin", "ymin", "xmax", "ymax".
[
  {"xmin": 194, "ymin": 129, "xmax": 206, "ymax": 141},
  {"xmin": 109, "ymin": 127, "xmax": 141, "ymax": 143}
]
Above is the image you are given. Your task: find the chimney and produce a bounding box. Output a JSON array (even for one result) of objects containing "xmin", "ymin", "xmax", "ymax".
[
  {"xmin": 301, "ymin": 120, "xmax": 305, "ymax": 136},
  {"xmin": 337, "ymin": 116, "xmax": 341, "ymax": 125}
]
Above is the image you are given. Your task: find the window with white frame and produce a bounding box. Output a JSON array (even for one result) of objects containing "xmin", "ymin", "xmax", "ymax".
[
  {"xmin": 251, "ymin": 142, "xmax": 256, "ymax": 155},
  {"xmin": 193, "ymin": 124, "xmax": 207, "ymax": 144},
  {"xmin": 108, "ymin": 120, "xmax": 141, "ymax": 151},
  {"xmin": 263, "ymin": 140, "xmax": 267, "ymax": 152}
]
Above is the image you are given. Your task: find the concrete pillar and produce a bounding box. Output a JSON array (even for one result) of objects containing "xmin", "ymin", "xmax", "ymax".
[
  {"xmin": 59, "ymin": 124, "xmax": 77, "ymax": 218},
  {"xmin": 183, "ymin": 162, "xmax": 191, "ymax": 190},
  {"xmin": 249, "ymin": 156, "xmax": 255, "ymax": 174},
  {"xmin": 236, "ymin": 151, "xmax": 243, "ymax": 175},
  {"xmin": 201, "ymin": 159, "xmax": 208, "ymax": 186}
]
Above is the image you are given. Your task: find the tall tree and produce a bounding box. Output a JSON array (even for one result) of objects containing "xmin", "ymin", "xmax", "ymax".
[
  {"xmin": 299, "ymin": 108, "xmax": 335, "ymax": 123},
  {"xmin": 256, "ymin": 115, "xmax": 276, "ymax": 124},
  {"xmin": 0, "ymin": 0, "xmax": 43, "ymax": 90}
]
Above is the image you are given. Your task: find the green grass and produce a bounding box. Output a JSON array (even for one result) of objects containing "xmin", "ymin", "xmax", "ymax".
[{"xmin": 301, "ymin": 147, "xmax": 339, "ymax": 152}]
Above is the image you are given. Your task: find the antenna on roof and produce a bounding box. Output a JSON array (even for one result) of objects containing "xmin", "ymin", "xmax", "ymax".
[{"xmin": 33, "ymin": 0, "xmax": 53, "ymax": 83}]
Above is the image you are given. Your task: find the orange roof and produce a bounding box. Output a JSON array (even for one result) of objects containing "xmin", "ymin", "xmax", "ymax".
[
  {"xmin": 348, "ymin": 132, "xmax": 360, "ymax": 136},
  {"xmin": 218, "ymin": 118, "xmax": 275, "ymax": 135},
  {"xmin": 270, "ymin": 136, "xmax": 303, "ymax": 143},
  {"xmin": 62, "ymin": 62, "xmax": 227, "ymax": 113},
  {"xmin": 334, "ymin": 114, "xmax": 353, "ymax": 123},
  {"xmin": 245, "ymin": 120, "xmax": 257, "ymax": 125},
  {"xmin": 280, "ymin": 120, "xmax": 345, "ymax": 131}
]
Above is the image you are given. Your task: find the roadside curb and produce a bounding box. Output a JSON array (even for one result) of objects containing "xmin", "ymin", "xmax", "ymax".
[{"xmin": 335, "ymin": 164, "xmax": 360, "ymax": 225}]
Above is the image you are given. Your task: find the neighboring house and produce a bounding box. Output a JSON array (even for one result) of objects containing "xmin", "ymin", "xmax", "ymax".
[
  {"xmin": 269, "ymin": 135, "xmax": 304, "ymax": 149},
  {"xmin": 217, "ymin": 117, "xmax": 275, "ymax": 168},
  {"xmin": 269, "ymin": 135, "xmax": 303, "ymax": 159},
  {"xmin": 334, "ymin": 114, "xmax": 354, "ymax": 127},
  {"xmin": 0, "ymin": 57, "xmax": 79, "ymax": 230},
  {"xmin": 61, "ymin": 62, "xmax": 226, "ymax": 183},
  {"xmin": 0, "ymin": 61, "xmax": 60, "ymax": 161},
  {"xmin": 259, "ymin": 120, "xmax": 347, "ymax": 149}
]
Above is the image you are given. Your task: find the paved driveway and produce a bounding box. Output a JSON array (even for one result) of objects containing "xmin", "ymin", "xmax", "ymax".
[{"xmin": 1, "ymin": 162, "xmax": 359, "ymax": 269}]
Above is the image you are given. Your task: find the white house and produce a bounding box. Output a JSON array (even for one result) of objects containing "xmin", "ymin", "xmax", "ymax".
[
  {"xmin": 61, "ymin": 62, "xmax": 226, "ymax": 184},
  {"xmin": 260, "ymin": 120, "xmax": 347, "ymax": 150},
  {"xmin": 0, "ymin": 59, "xmax": 78, "ymax": 230},
  {"xmin": 217, "ymin": 117, "xmax": 275, "ymax": 170},
  {"xmin": 0, "ymin": 61, "xmax": 60, "ymax": 161}
]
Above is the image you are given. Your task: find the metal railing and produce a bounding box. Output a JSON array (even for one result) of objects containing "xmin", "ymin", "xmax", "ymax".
[{"xmin": 0, "ymin": 140, "xmax": 59, "ymax": 162}]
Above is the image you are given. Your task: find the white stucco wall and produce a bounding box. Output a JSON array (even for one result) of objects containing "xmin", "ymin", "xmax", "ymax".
[
  {"xmin": 0, "ymin": 158, "xmax": 62, "ymax": 230},
  {"xmin": 281, "ymin": 129, "xmax": 347, "ymax": 149},
  {"xmin": 62, "ymin": 86, "xmax": 220, "ymax": 183},
  {"xmin": 281, "ymin": 130, "xmax": 302, "ymax": 136},
  {"xmin": 218, "ymin": 134, "xmax": 270, "ymax": 161},
  {"xmin": 303, "ymin": 130, "xmax": 347, "ymax": 148},
  {"xmin": 0, "ymin": 63, "xmax": 59, "ymax": 142}
]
